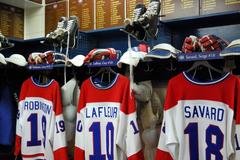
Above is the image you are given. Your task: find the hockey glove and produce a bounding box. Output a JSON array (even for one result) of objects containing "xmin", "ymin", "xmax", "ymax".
[
  {"xmin": 199, "ymin": 35, "xmax": 229, "ymax": 52},
  {"xmin": 182, "ymin": 35, "xmax": 200, "ymax": 53}
]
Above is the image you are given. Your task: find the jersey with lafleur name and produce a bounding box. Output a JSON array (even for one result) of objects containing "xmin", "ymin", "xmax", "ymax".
[
  {"xmin": 74, "ymin": 74, "xmax": 144, "ymax": 160},
  {"xmin": 155, "ymin": 72, "xmax": 240, "ymax": 160},
  {"xmin": 14, "ymin": 77, "xmax": 68, "ymax": 160}
]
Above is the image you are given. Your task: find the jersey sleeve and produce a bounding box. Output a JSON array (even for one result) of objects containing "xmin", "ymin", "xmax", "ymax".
[
  {"xmin": 155, "ymin": 80, "xmax": 176, "ymax": 160},
  {"xmin": 74, "ymin": 83, "xmax": 86, "ymax": 160},
  {"xmin": 233, "ymin": 78, "xmax": 240, "ymax": 159},
  {"xmin": 116, "ymin": 81, "xmax": 144, "ymax": 160},
  {"xmin": 14, "ymin": 100, "xmax": 23, "ymax": 156},
  {"xmin": 49, "ymin": 83, "xmax": 68, "ymax": 160},
  {"xmin": 155, "ymin": 116, "xmax": 173, "ymax": 160},
  {"xmin": 14, "ymin": 81, "xmax": 26, "ymax": 156}
]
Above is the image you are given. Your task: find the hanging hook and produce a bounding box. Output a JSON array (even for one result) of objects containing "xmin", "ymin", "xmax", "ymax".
[
  {"xmin": 88, "ymin": 67, "xmax": 93, "ymax": 75},
  {"xmin": 166, "ymin": 59, "xmax": 176, "ymax": 71},
  {"xmin": 144, "ymin": 62, "xmax": 154, "ymax": 72},
  {"xmin": 53, "ymin": 43, "xmax": 58, "ymax": 52}
]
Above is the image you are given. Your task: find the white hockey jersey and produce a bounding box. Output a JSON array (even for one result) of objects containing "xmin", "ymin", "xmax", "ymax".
[
  {"xmin": 74, "ymin": 74, "xmax": 143, "ymax": 160},
  {"xmin": 15, "ymin": 77, "xmax": 68, "ymax": 160},
  {"xmin": 155, "ymin": 72, "xmax": 240, "ymax": 160}
]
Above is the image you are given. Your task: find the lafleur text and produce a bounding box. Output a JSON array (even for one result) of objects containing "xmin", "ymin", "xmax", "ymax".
[
  {"xmin": 24, "ymin": 101, "xmax": 52, "ymax": 115},
  {"xmin": 86, "ymin": 106, "xmax": 118, "ymax": 118},
  {"xmin": 184, "ymin": 105, "xmax": 224, "ymax": 121}
]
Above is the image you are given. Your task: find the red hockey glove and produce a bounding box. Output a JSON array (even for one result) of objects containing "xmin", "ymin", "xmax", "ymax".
[
  {"xmin": 199, "ymin": 35, "xmax": 229, "ymax": 52},
  {"xmin": 40, "ymin": 51, "xmax": 54, "ymax": 64},
  {"xmin": 28, "ymin": 53, "xmax": 36, "ymax": 64},
  {"xmin": 84, "ymin": 48, "xmax": 117, "ymax": 63},
  {"xmin": 84, "ymin": 49, "xmax": 97, "ymax": 63},
  {"xmin": 182, "ymin": 35, "xmax": 200, "ymax": 53}
]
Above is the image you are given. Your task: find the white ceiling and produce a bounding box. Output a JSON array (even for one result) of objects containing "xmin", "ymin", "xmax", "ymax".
[{"xmin": 0, "ymin": 0, "xmax": 43, "ymax": 9}]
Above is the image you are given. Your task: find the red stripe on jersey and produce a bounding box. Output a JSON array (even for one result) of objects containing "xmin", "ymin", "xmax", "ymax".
[
  {"xmin": 14, "ymin": 135, "xmax": 21, "ymax": 156},
  {"xmin": 235, "ymin": 77, "xmax": 240, "ymax": 124},
  {"xmin": 74, "ymin": 147, "xmax": 85, "ymax": 160},
  {"xmin": 54, "ymin": 147, "xmax": 68, "ymax": 160},
  {"xmin": 53, "ymin": 82, "xmax": 63, "ymax": 116},
  {"xmin": 127, "ymin": 149, "xmax": 144, "ymax": 160},
  {"xmin": 120, "ymin": 89, "xmax": 137, "ymax": 115},
  {"xmin": 164, "ymin": 73, "xmax": 239, "ymax": 111},
  {"xmin": 155, "ymin": 149, "xmax": 173, "ymax": 160},
  {"xmin": 22, "ymin": 153, "xmax": 44, "ymax": 158}
]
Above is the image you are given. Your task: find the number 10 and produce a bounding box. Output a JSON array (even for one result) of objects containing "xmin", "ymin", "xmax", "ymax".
[{"xmin": 89, "ymin": 122, "xmax": 114, "ymax": 160}]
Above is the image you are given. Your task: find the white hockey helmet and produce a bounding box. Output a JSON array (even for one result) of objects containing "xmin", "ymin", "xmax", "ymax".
[
  {"xmin": 5, "ymin": 54, "xmax": 27, "ymax": 66},
  {"xmin": 144, "ymin": 43, "xmax": 181, "ymax": 60},
  {"xmin": 67, "ymin": 54, "xmax": 85, "ymax": 67},
  {"xmin": 117, "ymin": 46, "xmax": 147, "ymax": 68},
  {"xmin": 220, "ymin": 39, "xmax": 240, "ymax": 57},
  {"xmin": 0, "ymin": 53, "xmax": 7, "ymax": 65}
]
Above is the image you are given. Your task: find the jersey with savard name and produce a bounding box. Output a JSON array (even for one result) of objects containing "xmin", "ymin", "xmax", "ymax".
[
  {"xmin": 74, "ymin": 74, "xmax": 144, "ymax": 160},
  {"xmin": 155, "ymin": 72, "xmax": 240, "ymax": 160},
  {"xmin": 14, "ymin": 77, "xmax": 68, "ymax": 160}
]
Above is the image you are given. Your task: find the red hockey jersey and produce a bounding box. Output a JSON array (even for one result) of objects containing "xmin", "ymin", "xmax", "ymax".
[
  {"xmin": 74, "ymin": 74, "xmax": 143, "ymax": 160},
  {"xmin": 15, "ymin": 77, "xmax": 68, "ymax": 160},
  {"xmin": 155, "ymin": 72, "xmax": 240, "ymax": 160}
]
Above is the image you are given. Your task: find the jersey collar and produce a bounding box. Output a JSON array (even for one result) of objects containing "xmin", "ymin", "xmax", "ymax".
[
  {"xmin": 90, "ymin": 74, "xmax": 119, "ymax": 90},
  {"xmin": 31, "ymin": 76, "xmax": 54, "ymax": 87},
  {"xmin": 183, "ymin": 71, "xmax": 230, "ymax": 85}
]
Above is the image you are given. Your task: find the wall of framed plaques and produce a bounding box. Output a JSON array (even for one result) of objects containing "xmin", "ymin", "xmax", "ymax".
[
  {"xmin": 0, "ymin": 2, "xmax": 24, "ymax": 39},
  {"xmin": 45, "ymin": 0, "xmax": 240, "ymax": 33},
  {"xmin": 69, "ymin": 0, "xmax": 94, "ymax": 31},
  {"xmin": 45, "ymin": 0, "xmax": 151, "ymax": 32},
  {"xmin": 45, "ymin": 1, "xmax": 67, "ymax": 35}
]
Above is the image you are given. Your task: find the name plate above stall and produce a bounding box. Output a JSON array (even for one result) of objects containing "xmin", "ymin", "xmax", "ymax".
[
  {"xmin": 87, "ymin": 59, "xmax": 119, "ymax": 67},
  {"xmin": 177, "ymin": 51, "xmax": 223, "ymax": 62}
]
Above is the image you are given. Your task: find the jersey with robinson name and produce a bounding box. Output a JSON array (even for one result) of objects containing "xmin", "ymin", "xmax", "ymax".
[
  {"xmin": 14, "ymin": 77, "xmax": 68, "ymax": 160},
  {"xmin": 74, "ymin": 74, "xmax": 143, "ymax": 160},
  {"xmin": 155, "ymin": 72, "xmax": 240, "ymax": 160}
]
